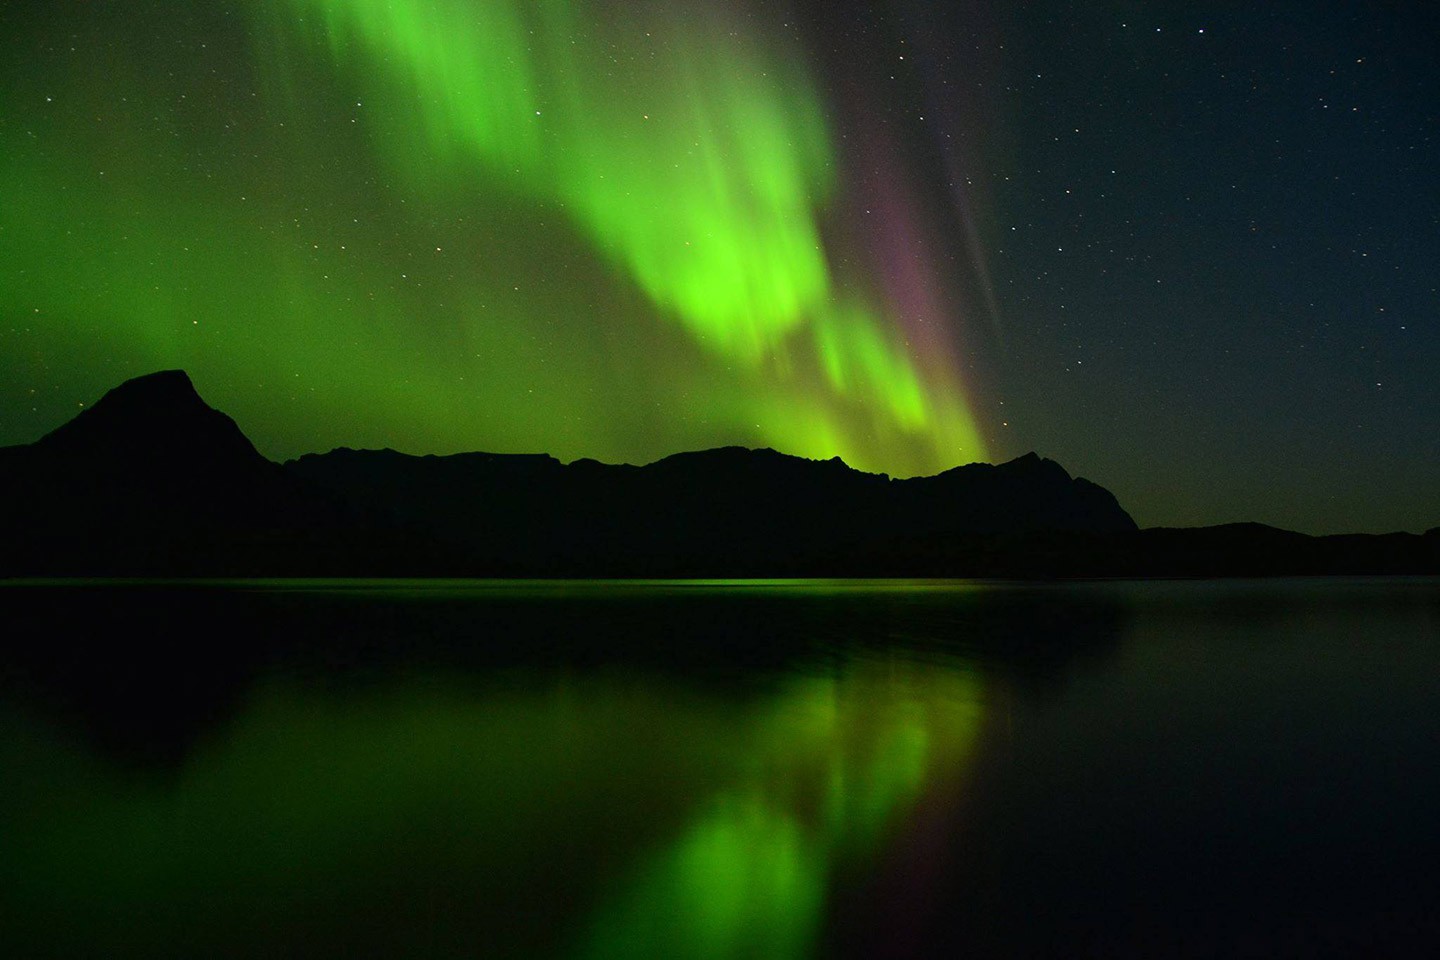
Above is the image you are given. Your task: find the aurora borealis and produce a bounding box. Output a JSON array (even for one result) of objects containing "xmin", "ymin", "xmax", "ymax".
[
  {"xmin": 1, "ymin": 0, "xmax": 984, "ymax": 481},
  {"xmin": 3, "ymin": 1, "xmax": 1438, "ymax": 532}
]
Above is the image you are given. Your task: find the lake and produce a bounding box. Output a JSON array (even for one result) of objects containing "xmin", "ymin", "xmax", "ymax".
[{"xmin": 2, "ymin": 578, "xmax": 1437, "ymax": 957}]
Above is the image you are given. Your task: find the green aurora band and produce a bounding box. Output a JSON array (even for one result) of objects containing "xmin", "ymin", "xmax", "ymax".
[{"xmin": 1, "ymin": 0, "xmax": 985, "ymax": 472}]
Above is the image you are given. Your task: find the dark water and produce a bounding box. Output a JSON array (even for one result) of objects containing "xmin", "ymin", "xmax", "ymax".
[{"xmin": 1, "ymin": 578, "xmax": 1437, "ymax": 958}]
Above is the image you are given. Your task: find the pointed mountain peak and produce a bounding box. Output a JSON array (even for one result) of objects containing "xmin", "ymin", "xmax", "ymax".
[
  {"xmin": 34, "ymin": 369, "xmax": 265, "ymax": 469},
  {"xmin": 103, "ymin": 368, "xmax": 199, "ymax": 399},
  {"xmin": 998, "ymin": 451, "xmax": 1070, "ymax": 479}
]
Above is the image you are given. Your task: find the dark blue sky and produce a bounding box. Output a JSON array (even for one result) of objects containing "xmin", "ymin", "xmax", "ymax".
[{"xmin": 806, "ymin": 0, "xmax": 1438, "ymax": 532}]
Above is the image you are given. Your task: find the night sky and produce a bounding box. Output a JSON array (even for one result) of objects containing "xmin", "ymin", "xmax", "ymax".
[{"xmin": 3, "ymin": 1, "xmax": 1436, "ymax": 534}]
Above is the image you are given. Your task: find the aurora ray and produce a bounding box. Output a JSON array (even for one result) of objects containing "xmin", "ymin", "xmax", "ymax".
[{"xmin": 0, "ymin": 0, "xmax": 987, "ymax": 474}]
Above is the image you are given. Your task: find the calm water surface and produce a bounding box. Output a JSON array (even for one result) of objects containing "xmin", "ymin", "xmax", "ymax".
[{"xmin": 2, "ymin": 578, "xmax": 1437, "ymax": 957}]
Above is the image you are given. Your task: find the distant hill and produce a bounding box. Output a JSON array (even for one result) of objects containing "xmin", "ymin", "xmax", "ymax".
[
  {"xmin": 0, "ymin": 371, "xmax": 1434, "ymax": 577},
  {"xmin": 284, "ymin": 443, "xmax": 1135, "ymax": 575}
]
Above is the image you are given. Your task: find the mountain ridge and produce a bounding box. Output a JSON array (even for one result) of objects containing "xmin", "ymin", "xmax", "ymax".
[{"xmin": 1, "ymin": 370, "xmax": 1434, "ymax": 577}]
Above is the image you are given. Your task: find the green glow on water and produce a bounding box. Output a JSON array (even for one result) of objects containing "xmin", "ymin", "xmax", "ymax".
[
  {"xmin": 578, "ymin": 795, "xmax": 819, "ymax": 960},
  {"xmin": 577, "ymin": 665, "xmax": 979, "ymax": 959},
  {"xmin": 0, "ymin": 658, "xmax": 983, "ymax": 958}
]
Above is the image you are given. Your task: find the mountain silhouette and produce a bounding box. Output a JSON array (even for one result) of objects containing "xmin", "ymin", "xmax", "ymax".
[
  {"xmin": 0, "ymin": 371, "xmax": 373, "ymax": 574},
  {"xmin": 32, "ymin": 369, "xmax": 261, "ymax": 466},
  {"xmin": 285, "ymin": 443, "xmax": 1135, "ymax": 575},
  {"xmin": 0, "ymin": 371, "xmax": 1435, "ymax": 577}
]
